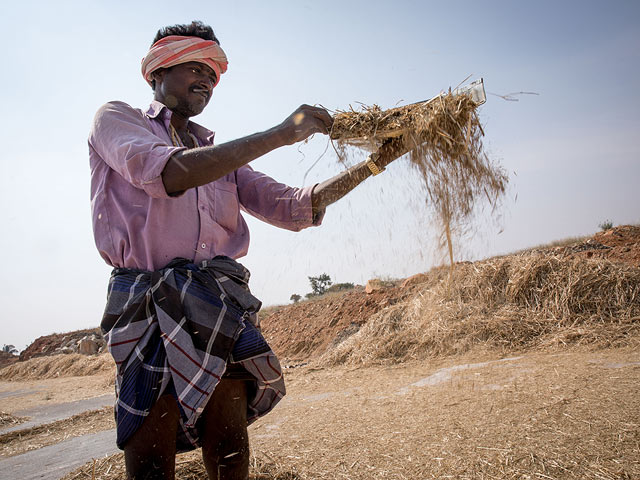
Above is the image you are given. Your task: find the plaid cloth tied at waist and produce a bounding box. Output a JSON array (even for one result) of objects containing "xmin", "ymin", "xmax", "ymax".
[{"xmin": 101, "ymin": 256, "xmax": 285, "ymax": 451}]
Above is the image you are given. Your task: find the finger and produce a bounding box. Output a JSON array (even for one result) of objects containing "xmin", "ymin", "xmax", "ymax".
[{"xmin": 312, "ymin": 110, "xmax": 333, "ymax": 132}]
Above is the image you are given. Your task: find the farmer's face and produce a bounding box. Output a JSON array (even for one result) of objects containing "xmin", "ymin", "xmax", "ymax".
[{"xmin": 152, "ymin": 62, "xmax": 217, "ymax": 118}]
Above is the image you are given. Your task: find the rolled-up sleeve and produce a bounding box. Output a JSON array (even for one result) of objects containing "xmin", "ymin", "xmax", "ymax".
[
  {"xmin": 89, "ymin": 101, "xmax": 186, "ymax": 198},
  {"xmin": 235, "ymin": 166, "xmax": 323, "ymax": 231}
]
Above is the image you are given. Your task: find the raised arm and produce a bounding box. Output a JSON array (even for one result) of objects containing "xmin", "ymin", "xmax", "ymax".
[{"xmin": 162, "ymin": 104, "xmax": 333, "ymax": 195}]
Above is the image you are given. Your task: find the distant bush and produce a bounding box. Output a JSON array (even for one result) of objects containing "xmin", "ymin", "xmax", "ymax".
[
  {"xmin": 289, "ymin": 294, "xmax": 302, "ymax": 303},
  {"xmin": 599, "ymin": 220, "xmax": 614, "ymax": 231},
  {"xmin": 326, "ymin": 282, "xmax": 355, "ymax": 293}
]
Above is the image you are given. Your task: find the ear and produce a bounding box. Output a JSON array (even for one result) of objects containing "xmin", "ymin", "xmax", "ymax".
[{"xmin": 151, "ymin": 68, "xmax": 167, "ymax": 87}]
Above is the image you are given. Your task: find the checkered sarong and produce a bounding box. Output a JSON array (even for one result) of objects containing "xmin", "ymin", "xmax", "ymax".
[{"xmin": 101, "ymin": 256, "xmax": 285, "ymax": 451}]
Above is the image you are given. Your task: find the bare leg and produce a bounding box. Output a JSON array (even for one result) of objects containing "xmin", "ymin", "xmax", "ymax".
[
  {"xmin": 201, "ymin": 378, "xmax": 250, "ymax": 480},
  {"xmin": 124, "ymin": 394, "xmax": 180, "ymax": 479}
]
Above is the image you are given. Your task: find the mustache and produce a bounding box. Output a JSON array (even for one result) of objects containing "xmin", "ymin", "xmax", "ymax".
[{"xmin": 190, "ymin": 86, "xmax": 211, "ymax": 100}]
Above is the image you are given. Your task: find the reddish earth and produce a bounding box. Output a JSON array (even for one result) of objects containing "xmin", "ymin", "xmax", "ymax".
[
  {"xmin": 591, "ymin": 224, "xmax": 640, "ymax": 266},
  {"xmin": 260, "ymin": 285, "xmax": 413, "ymax": 364},
  {"xmin": 524, "ymin": 225, "xmax": 640, "ymax": 267},
  {"xmin": 19, "ymin": 328, "xmax": 102, "ymax": 361}
]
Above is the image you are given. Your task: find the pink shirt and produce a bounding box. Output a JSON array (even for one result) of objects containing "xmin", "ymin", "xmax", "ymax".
[{"xmin": 89, "ymin": 101, "xmax": 319, "ymax": 270}]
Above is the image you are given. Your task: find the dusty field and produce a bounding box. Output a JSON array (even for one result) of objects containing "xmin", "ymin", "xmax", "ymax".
[
  {"xmin": 53, "ymin": 347, "xmax": 640, "ymax": 479},
  {"xmin": 0, "ymin": 370, "xmax": 113, "ymax": 413}
]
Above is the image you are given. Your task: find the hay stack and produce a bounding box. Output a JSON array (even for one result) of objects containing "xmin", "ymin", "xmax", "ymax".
[
  {"xmin": 323, "ymin": 255, "xmax": 640, "ymax": 365},
  {"xmin": 331, "ymin": 92, "xmax": 508, "ymax": 263}
]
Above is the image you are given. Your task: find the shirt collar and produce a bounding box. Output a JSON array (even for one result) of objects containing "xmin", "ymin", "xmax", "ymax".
[{"xmin": 145, "ymin": 100, "xmax": 216, "ymax": 144}]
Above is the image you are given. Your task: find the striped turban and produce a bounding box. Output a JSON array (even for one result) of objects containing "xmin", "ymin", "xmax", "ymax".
[{"xmin": 141, "ymin": 35, "xmax": 228, "ymax": 87}]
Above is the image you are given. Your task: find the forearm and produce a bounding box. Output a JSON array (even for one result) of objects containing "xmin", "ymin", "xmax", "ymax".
[
  {"xmin": 312, "ymin": 138, "xmax": 410, "ymax": 214},
  {"xmin": 162, "ymin": 126, "xmax": 290, "ymax": 195},
  {"xmin": 312, "ymin": 161, "xmax": 374, "ymax": 215}
]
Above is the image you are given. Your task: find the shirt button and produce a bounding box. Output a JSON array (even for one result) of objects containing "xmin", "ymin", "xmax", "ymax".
[{"xmin": 201, "ymin": 243, "xmax": 206, "ymax": 249}]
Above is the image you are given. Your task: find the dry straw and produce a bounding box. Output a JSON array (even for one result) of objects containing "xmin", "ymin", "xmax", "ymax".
[
  {"xmin": 330, "ymin": 92, "xmax": 508, "ymax": 264},
  {"xmin": 323, "ymin": 254, "xmax": 640, "ymax": 365},
  {"xmin": 61, "ymin": 451, "xmax": 304, "ymax": 480},
  {"xmin": 0, "ymin": 352, "xmax": 114, "ymax": 381}
]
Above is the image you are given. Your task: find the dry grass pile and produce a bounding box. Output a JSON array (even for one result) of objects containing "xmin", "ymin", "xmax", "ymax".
[
  {"xmin": 324, "ymin": 255, "xmax": 640, "ymax": 365},
  {"xmin": 0, "ymin": 352, "xmax": 114, "ymax": 381},
  {"xmin": 331, "ymin": 93, "xmax": 508, "ymax": 262},
  {"xmin": 61, "ymin": 451, "xmax": 303, "ymax": 480},
  {"xmin": 0, "ymin": 407, "xmax": 113, "ymax": 458},
  {"xmin": 0, "ymin": 411, "xmax": 26, "ymax": 428}
]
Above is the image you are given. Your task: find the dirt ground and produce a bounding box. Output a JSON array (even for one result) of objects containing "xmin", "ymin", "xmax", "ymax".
[
  {"xmin": 0, "ymin": 407, "xmax": 113, "ymax": 458},
  {"xmin": 0, "ymin": 372, "xmax": 113, "ymax": 413},
  {"xmin": 7, "ymin": 347, "xmax": 634, "ymax": 479},
  {"xmin": 249, "ymin": 347, "xmax": 639, "ymax": 479}
]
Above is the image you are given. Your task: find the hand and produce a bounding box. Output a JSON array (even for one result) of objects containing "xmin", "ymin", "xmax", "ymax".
[{"xmin": 280, "ymin": 104, "xmax": 333, "ymax": 145}]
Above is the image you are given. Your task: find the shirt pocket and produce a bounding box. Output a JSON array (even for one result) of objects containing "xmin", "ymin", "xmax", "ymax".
[{"xmin": 210, "ymin": 180, "xmax": 240, "ymax": 232}]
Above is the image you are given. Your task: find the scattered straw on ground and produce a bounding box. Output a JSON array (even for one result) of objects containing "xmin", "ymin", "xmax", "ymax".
[
  {"xmin": 0, "ymin": 353, "xmax": 114, "ymax": 381},
  {"xmin": 331, "ymin": 93, "xmax": 508, "ymax": 264},
  {"xmin": 61, "ymin": 450, "xmax": 303, "ymax": 479},
  {"xmin": 60, "ymin": 351, "xmax": 640, "ymax": 479},
  {"xmin": 0, "ymin": 407, "xmax": 113, "ymax": 458},
  {"xmin": 0, "ymin": 411, "xmax": 26, "ymax": 428},
  {"xmin": 323, "ymin": 254, "xmax": 640, "ymax": 365}
]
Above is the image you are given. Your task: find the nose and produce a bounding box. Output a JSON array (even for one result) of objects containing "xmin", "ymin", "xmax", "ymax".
[
  {"xmin": 195, "ymin": 79, "xmax": 212, "ymax": 94},
  {"xmin": 202, "ymin": 76, "xmax": 215, "ymax": 90},
  {"xmin": 198, "ymin": 72, "xmax": 216, "ymax": 91}
]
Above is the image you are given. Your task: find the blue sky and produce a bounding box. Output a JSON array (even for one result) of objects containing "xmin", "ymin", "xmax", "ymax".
[{"xmin": 1, "ymin": 1, "xmax": 639, "ymax": 350}]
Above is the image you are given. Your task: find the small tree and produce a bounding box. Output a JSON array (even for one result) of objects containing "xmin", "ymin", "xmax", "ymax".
[
  {"xmin": 290, "ymin": 293, "xmax": 302, "ymax": 303},
  {"xmin": 308, "ymin": 274, "xmax": 332, "ymax": 296}
]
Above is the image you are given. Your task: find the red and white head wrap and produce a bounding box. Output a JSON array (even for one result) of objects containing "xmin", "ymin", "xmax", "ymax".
[{"xmin": 141, "ymin": 35, "xmax": 228, "ymax": 87}]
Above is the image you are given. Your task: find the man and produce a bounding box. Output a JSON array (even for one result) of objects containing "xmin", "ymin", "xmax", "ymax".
[{"xmin": 90, "ymin": 20, "xmax": 406, "ymax": 480}]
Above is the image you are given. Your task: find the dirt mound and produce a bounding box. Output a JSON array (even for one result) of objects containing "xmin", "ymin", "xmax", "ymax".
[
  {"xmin": 260, "ymin": 225, "xmax": 640, "ymax": 364},
  {"xmin": 0, "ymin": 352, "xmax": 114, "ymax": 381},
  {"xmin": 19, "ymin": 328, "xmax": 105, "ymax": 361},
  {"xmin": 521, "ymin": 224, "xmax": 640, "ymax": 268},
  {"xmin": 590, "ymin": 224, "xmax": 640, "ymax": 266},
  {"xmin": 260, "ymin": 286, "xmax": 415, "ymax": 364}
]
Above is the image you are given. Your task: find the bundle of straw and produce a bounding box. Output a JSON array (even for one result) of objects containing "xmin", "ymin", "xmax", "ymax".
[{"xmin": 330, "ymin": 92, "xmax": 508, "ymax": 264}]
